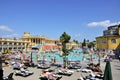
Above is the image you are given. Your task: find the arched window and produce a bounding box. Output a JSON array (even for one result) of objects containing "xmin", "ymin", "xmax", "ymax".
[{"xmin": 111, "ymin": 39, "xmax": 116, "ymax": 44}]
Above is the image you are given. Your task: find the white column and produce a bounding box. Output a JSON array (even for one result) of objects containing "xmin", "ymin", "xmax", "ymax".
[
  {"xmin": 7, "ymin": 42, "xmax": 9, "ymax": 50},
  {"xmin": 17, "ymin": 43, "xmax": 18, "ymax": 51},
  {"xmin": 40, "ymin": 39, "xmax": 41, "ymax": 45}
]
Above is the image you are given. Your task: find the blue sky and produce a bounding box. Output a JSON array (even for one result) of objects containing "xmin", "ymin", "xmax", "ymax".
[{"xmin": 0, "ymin": 0, "xmax": 120, "ymax": 42}]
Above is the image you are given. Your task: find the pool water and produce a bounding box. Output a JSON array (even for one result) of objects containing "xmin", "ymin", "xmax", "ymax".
[{"xmin": 26, "ymin": 49, "xmax": 97, "ymax": 62}]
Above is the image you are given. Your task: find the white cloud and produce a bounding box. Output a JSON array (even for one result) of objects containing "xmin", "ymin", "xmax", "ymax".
[
  {"xmin": 2, "ymin": 33, "xmax": 19, "ymax": 38},
  {"xmin": 87, "ymin": 20, "xmax": 120, "ymax": 27},
  {"xmin": 0, "ymin": 25, "xmax": 13, "ymax": 32}
]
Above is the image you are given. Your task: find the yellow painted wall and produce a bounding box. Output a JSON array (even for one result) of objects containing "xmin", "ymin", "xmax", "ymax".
[
  {"xmin": 66, "ymin": 42, "xmax": 79, "ymax": 49},
  {"xmin": 96, "ymin": 37, "xmax": 107, "ymax": 49},
  {"xmin": 96, "ymin": 36, "xmax": 120, "ymax": 50},
  {"xmin": 108, "ymin": 37, "xmax": 120, "ymax": 49}
]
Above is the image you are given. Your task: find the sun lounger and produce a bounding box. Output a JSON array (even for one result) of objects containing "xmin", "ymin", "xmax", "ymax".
[
  {"xmin": 95, "ymin": 74, "xmax": 103, "ymax": 79},
  {"xmin": 50, "ymin": 63, "xmax": 62, "ymax": 67},
  {"xmin": 13, "ymin": 64, "xmax": 27, "ymax": 70},
  {"xmin": 37, "ymin": 64, "xmax": 50, "ymax": 69},
  {"xmin": 87, "ymin": 71, "xmax": 103, "ymax": 79},
  {"xmin": 77, "ymin": 68, "xmax": 92, "ymax": 73},
  {"xmin": 78, "ymin": 73, "xmax": 96, "ymax": 80},
  {"xmin": 68, "ymin": 65, "xmax": 81, "ymax": 69},
  {"xmin": 57, "ymin": 69, "xmax": 73, "ymax": 76},
  {"xmin": 15, "ymin": 69, "xmax": 33, "ymax": 77},
  {"xmin": 39, "ymin": 73, "xmax": 62, "ymax": 80},
  {"xmin": 44, "ymin": 67, "xmax": 55, "ymax": 72},
  {"xmin": 3, "ymin": 72, "xmax": 14, "ymax": 80}
]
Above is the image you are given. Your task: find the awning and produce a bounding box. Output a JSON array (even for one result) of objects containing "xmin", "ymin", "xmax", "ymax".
[
  {"xmin": 44, "ymin": 46, "xmax": 62, "ymax": 49},
  {"xmin": 44, "ymin": 46, "xmax": 52, "ymax": 49},
  {"xmin": 32, "ymin": 45, "xmax": 40, "ymax": 49}
]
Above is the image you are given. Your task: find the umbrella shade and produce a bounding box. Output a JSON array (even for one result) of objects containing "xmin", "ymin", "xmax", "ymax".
[
  {"xmin": 103, "ymin": 61, "xmax": 113, "ymax": 80},
  {"xmin": 32, "ymin": 45, "xmax": 40, "ymax": 50}
]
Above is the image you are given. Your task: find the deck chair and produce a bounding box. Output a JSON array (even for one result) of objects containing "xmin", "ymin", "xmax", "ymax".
[{"xmin": 3, "ymin": 72, "xmax": 14, "ymax": 80}]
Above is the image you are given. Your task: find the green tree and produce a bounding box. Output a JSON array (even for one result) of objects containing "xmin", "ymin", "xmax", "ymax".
[
  {"xmin": 82, "ymin": 38, "xmax": 86, "ymax": 48},
  {"xmin": 60, "ymin": 32, "xmax": 72, "ymax": 68},
  {"xmin": 88, "ymin": 41, "xmax": 96, "ymax": 48},
  {"xmin": 73, "ymin": 39, "xmax": 79, "ymax": 44}
]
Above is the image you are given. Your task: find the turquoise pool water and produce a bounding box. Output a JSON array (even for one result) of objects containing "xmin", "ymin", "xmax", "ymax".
[{"xmin": 26, "ymin": 49, "xmax": 97, "ymax": 62}]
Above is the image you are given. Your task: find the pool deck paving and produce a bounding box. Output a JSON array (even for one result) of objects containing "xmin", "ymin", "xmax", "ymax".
[{"xmin": 3, "ymin": 59, "xmax": 120, "ymax": 80}]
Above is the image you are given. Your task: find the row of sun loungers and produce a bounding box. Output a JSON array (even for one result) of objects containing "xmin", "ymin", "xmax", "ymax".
[
  {"xmin": 12, "ymin": 61, "xmax": 34, "ymax": 77},
  {"xmin": 77, "ymin": 63, "xmax": 104, "ymax": 80},
  {"xmin": 4, "ymin": 58, "xmax": 105, "ymax": 80}
]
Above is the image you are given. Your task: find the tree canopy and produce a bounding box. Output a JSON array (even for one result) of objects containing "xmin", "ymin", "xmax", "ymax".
[
  {"xmin": 82, "ymin": 38, "xmax": 86, "ymax": 47},
  {"xmin": 60, "ymin": 32, "xmax": 72, "ymax": 68},
  {"xmin": 60, "ymin": 32, "xmax": 71, "ymax": 44},
  {"xmin": 60, "ymin": 32, "xmax": 71, "ymax": 54},
  {"xmin": 73, "ymin": 39, "xmax": 79, "ymax": 44}
]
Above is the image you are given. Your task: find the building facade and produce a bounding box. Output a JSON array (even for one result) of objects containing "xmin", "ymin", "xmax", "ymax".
[
  {"xmin": 96, "ymin": 24, "xmax": 120, "ymax": 50},
  {"xmin": 0, "ymin": 38, "xmax": 29, "ymax": 53},
  {"xmin": 0, "ymin": 32, "xmax": 80, "ymax": 52},
  {"xmin": 66, "ymin": 42, "xmax": 79, "ymax": 49},
  {"xmin": 21, "ymin": 32, "xmax": 61, "ymax": 51}
]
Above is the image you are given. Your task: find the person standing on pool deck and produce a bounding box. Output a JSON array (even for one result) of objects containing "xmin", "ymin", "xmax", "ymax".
[{"xmin": 54, "ymin": 57, "xmax": 56, "ymax": 64}]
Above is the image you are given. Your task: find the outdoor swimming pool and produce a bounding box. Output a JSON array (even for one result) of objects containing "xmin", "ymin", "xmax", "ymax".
[{"xmin": 26, "ymin": 49, "xmax": 97, "ymax": 63}]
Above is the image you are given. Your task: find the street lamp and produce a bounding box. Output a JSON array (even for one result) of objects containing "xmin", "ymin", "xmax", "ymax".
[{"xmin": 0, "ymin": 52, "xmax": 3, "ymax": 80}]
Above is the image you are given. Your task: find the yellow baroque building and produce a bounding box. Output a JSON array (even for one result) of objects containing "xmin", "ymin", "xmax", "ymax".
[
  {"xmin": 96, "ymin": 24, "xmax": 120, "ymax": 50},
  {"xmin": 21, "ymin": 32, "xmax": 61, "ymax": 51},
  {"xmin": 0, "ymin": 32, "xmax": 80, "ymax": 52},
  {"xmin": 0, "ymin": 38, "xmax": 29, "ymax": 53},
  {"xmin": 66, "ymin": 42, "xmax": 79, "ymax": 49}
]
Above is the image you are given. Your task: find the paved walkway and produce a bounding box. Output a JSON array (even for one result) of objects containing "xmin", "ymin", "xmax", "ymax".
[
  {"xmin": 110, "ymin": 59, "xmax": 120, "ymax": 80},
  {"xmin": 2, "ymin": 59, "xmax": 120, "ymax": 80}
]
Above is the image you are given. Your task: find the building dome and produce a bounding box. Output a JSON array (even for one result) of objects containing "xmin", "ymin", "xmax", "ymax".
[{"xmin": 23, "ymin": 32, "xmax": 30, "ymax": 37}]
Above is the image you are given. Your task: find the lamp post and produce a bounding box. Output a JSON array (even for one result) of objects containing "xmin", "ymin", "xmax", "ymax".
[{"xmin": 0, "ymin": 52, "xmax": 3, "ymax": 80}]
